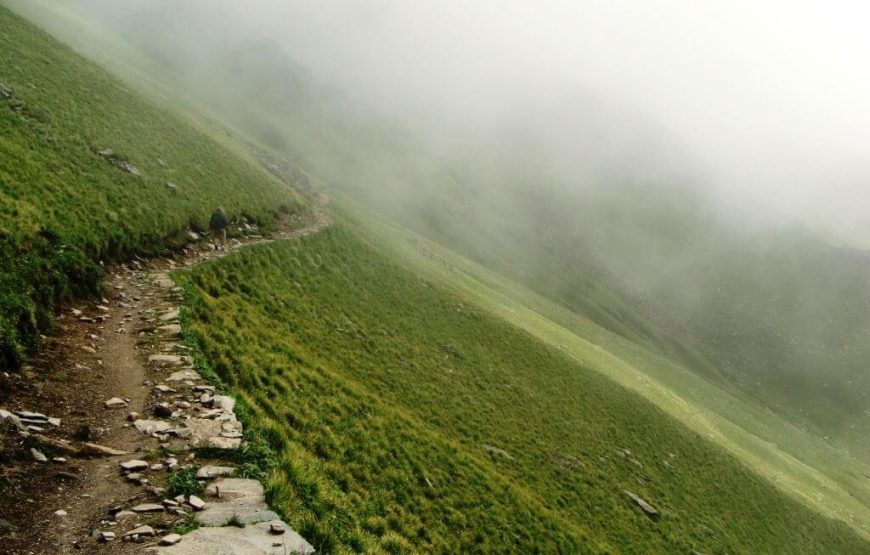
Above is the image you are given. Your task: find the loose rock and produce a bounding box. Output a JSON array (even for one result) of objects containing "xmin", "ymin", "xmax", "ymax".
[{"xmin": 104, "ymin": 397, "xmax": 127, "ymax": 409}]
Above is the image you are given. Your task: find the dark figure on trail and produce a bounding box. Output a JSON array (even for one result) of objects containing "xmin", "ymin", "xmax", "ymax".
[{"xmin": 209, "ymin": 207, "xmax": 229, "ymax": 246}]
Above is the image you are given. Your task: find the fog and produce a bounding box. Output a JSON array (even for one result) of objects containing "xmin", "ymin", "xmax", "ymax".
[
  {"xmin": 182, "ymin": 2, "xmax": 870, "ymax": 236},
  {"xmin": 51, "ymin": 0, "xmax": 870, "ymax": 243},
  {"xmin": 19, "ymin": 0, "xmax": 869, "ymax": 452}
]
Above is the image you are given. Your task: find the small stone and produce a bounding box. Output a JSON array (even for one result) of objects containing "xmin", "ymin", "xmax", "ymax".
[
  {"xmin": 160, "ymin": 309, "xmax": 180, "ymax": 322},
  {"xmin": 131, "ymin": 503, "xmax": 164, "ymax": 513},
  {"xmin": 105, "ymin": 397, "xmax": 127, "ymax": 409},
  {"xmin": 269, "ymin": 522, "xmax": 285, "ymax": 535},
  {"xmin": 151, "ymin": 463, "xmax": 164, "ymax": 471},
  {"xmin": 159, "ymin": 533, "xmax": 182, "ymax": 546},
  {"xmin": 83, "ymin": 442, "xmax": 128, "ymax": 457},
  {"xmin": 113, "ymin": 510, "xmax": 136, "ymax": 520},
  {"xmin": 54, "ymin": 509, "xmax": 67, "ymax": 517},
  {"xmin": 119, "ymin": 459, "xmax": 149, "ymax": 471},
  {"xmin": 155, "ymin": 384, "xmax": 176, "ymax": 393},
  {"xmin": 187, "ymin": 495, "xmax": 206, "ymax": 511},
  {"xmin": 127, "ymin": 412, "xmax": 139, "ymax": 422},
  {"xmin": 625, "ymin": 491, "xmax": 659, "ymax": 520},
  {"xmin": 100, "ymin": 531, "xmax": 116, "ymax": 542},
  {"xmin": 125, "ymin": 524, "xmax": 155, "ymax": 537},
  {"xmin": 134, "ymin": 419, "xmax": 171, "ymax": 434},
  {"xmin": 149, "ymin": 354, "xmax": 181, "ymax": 364},
  {"xmin": 15, "ymin": 411, "xmax": 48, "ymax": 420},
  {"xmin": 30, "ymin": 448, "xmax": 48, "ymax": 462},
  {"xmin": 154, "ymin": 402, "xmax": 173, "ymax": 417}
]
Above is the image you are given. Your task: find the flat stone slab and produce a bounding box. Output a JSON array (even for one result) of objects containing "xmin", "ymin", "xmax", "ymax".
[
  {"xmin": 182, "ymin": 418, "xmax": 242, "ymax": 449},
  {"xmin": 149, "ymin": 354, "xmax": 182, "ymax": 364},
  {"xmin": 196, "ymin": 465, "xmax": 236, "ymax": 479},
  {"xmin": 147, "ymin": 520, "xmax": 315, "ymax": 554},
  {"xmin": 197, "ymin": 478, "xmax": 278, "ymax": 526},
  {"xmin": 167, "ymin": 369, "xmax": 201, "ymax": 382},
  {"xmin": 160, "ymin": 309, "xmax": 180, "ymax": 321}
]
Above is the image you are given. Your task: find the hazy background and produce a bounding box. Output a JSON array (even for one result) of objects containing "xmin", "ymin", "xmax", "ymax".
[
  {"xmin": 50, "ymin": 0, "xmax": 870, "ymax": 240},
  {"xmin": 75, "ymin": 0, "xmax": 870, "ymax": 242},
  {"xmin": 17, "ymin": 0, "xmax": 870, "ymax": 457}
]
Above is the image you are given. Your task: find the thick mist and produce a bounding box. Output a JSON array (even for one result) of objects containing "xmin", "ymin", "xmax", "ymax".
[
  {"xmin": 58, "ymin": 0, "xmax": 870, "ymax": 245},
  {"xmin": 22, "ymin": 0, "xmax": 870, "ymax": 456}
]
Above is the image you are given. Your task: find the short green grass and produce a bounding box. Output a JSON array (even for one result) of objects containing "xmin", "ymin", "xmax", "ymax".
[
  {"xmin": 0, "ymin": 5, "xmax": 305, "ymax": 367},
  {"xmin": 178, "ymin": 224, "xmax": 869, "ymax": 554},
  {"xmin": 340, "ymin": 197, "xmax": 870, "ymax": 540}
]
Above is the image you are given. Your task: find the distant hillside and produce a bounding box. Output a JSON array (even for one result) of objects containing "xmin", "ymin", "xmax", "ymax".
[
  {"xmin": 177, "ymin": 220, "xmax": 868, "ymax": 553},
  {"xmin": 0, "ymin": 5, "xmax": 305, "ymax": 368}
]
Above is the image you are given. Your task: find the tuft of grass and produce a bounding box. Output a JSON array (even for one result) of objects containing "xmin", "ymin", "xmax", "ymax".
[
  {"xmin": 174, "ymin": 514, "xmax": 200, "ymax": 536},
  {"xmin": 166, "ymin": 467, "xmax": 204, "ymax": 498}
]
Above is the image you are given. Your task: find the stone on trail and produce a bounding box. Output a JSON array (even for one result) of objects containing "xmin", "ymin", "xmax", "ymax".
[
  {"xmin": 207, "ymin": 436, "xmax": 242, "ymax": 449},
  {"xmin": 197, "ymin": 478, "xmax": 278, "ymax": 526},
  {"xmin": 15, "ymin": 410, "xmax": 48, "ymax": 420},
  {"xmin": 159, "ymin": 324, "xmax": 182, "ymax": 335},
  {"xmin": 132, "ymin": 503, "xmax": 165, "ymax": 513},
  {"xmin": 187, "ymin": 495, "xmax": 206, "ymax": 511},
  {"xmin": 149, "ymin": 521, "xmax": 315, "ymax": 555},
  {"xmin": 134, "ymin": 419, "xmax": 172, "ymax": 435},
  {"xmin": 100, "ymin": 530, "xmax": 116, "ymax": 541},
  {"xmin": 82, "ymin": 442, "xmax": 128, "ymax": 457},
  {"xmin": 160, "ymin": 533, "xmax": 182, "ymax": 546},
  {"xmin": 624, "ymin": 490, "xmax": 659, "ymax": 520},
  {"xmin": 33, "ymin": 433, "xmax": 79, "ymax": 456},
  {"xmin": 196, "ymin": 465, "xmax": 236, "ymax": 480},
  {"xmin": 149, "ymin": 354, "xmax": 182, "ymax": 364},
  {"xmin": 160, "ymin": 309, "xmax": 180, "ymax": 322},
  {"xmin": 104, "ymin": 397, "xmax": 127, "ymax": 409},
  {"xmin": 126, "ymin": 524, "xmax": 156, "ymax": 537},
  {"xmin": 30, "ymin": 448, "xmax": 48, "ymax": 462},
  {"xmin": 167, "ymin": 369, "xmax": 201, "ymax": 382},
  {"xmin": 119, "ymin": 459, "xmax": 149, "ymax": 471}
]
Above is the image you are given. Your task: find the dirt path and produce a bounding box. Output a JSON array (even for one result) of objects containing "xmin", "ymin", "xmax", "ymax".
[{"xmin": 0, "ymin": 197, "xmax": 329, "ymax": 554}]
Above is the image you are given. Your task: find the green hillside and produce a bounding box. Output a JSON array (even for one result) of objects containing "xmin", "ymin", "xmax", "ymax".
[
  {"xmin": 177, "ymin": 220, "xmax": 868, "ymax": 554},
  {"xmin": 0, "ymin": 5, "xmax": 305, "ymax": 367}
]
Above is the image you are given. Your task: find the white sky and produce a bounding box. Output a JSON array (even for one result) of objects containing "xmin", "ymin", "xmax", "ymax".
[{"xmin": 214, "ymin": 2, "xmax": 870, "ymax": 218}]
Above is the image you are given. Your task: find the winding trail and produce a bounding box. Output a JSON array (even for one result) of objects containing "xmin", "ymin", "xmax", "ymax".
[{"xmin": 1, "ymin": 196, "xmax": 329, "ymax": 555}]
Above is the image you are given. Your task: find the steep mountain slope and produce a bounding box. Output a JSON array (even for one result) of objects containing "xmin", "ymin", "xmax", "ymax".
[
  {"xmin": 177, "ymin": 218, "xmax": 868, "ymax": 553},
  {"xmin": 1, "ymin": 3, "xmax": 867, "ymax": 552},
  {"xmin": 18, "ymin": 0, "xmax": 869, "ymax": 457},
  {"xmin": 0, "ymin": 5, "xmax": 306, "ymax": 368}
]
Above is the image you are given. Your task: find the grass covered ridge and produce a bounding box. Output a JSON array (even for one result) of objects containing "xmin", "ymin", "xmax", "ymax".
[
  {"xmin": 178, "ymin": 223, "xmax": 868, "ymax": 554},
  {"xmin": 0, "ymin": 5, "xmax": 304, "ymax": 367}
]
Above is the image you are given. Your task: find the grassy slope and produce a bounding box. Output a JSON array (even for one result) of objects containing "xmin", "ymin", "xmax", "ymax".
[
  {"xmin": 6, "ymin": 2, "xmax": 866, "ymax": 548},
  {"xmin": 0, "ymin": 5, "xmax": 304, "ymax": 367},
  {"xmin": 339, "ymin": 198, "xmax": 870, "ymax": 539},
  {"xmin": 178, "ymin": 220, "xmax": 868, "ymax": 554}
]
